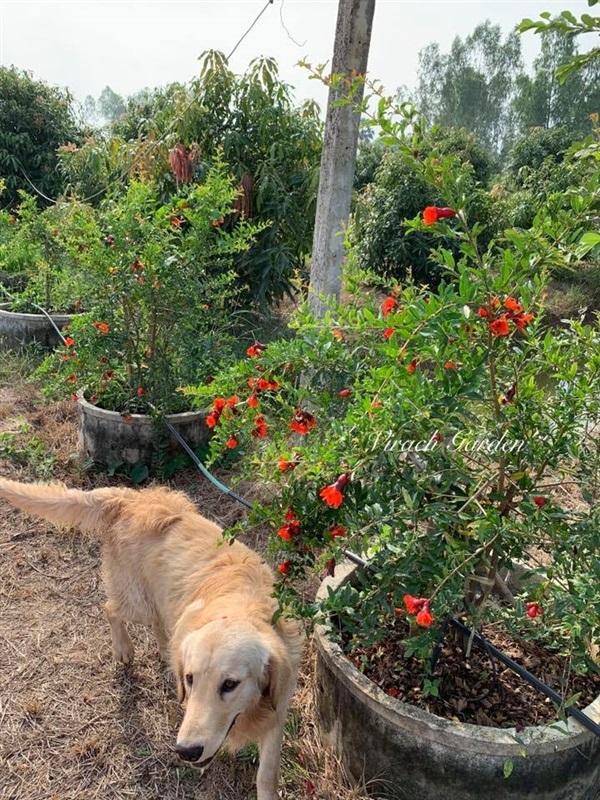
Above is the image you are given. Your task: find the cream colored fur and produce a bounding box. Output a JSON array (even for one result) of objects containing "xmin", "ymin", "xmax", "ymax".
[{"xmin": 0, "ymin": 477, "xmax": 303, "ymax": 800}]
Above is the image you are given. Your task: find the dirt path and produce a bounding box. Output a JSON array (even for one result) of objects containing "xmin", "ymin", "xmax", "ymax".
[{"xmin": 0, "ymin": 381, "xmax": 356, "ymax": 800}]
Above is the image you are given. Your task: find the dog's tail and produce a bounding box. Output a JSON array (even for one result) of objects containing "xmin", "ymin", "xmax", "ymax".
[{"xmin": 0, "ymin": 477, "xmax": 126, "ymax": 533}]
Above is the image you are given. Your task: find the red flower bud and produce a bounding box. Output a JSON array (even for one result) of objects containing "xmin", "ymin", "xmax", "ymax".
[
  {"xmin": 423, "ymin": 206, "xmax": 457, "ymax": 225},
  {"xmin": 526, "ymin": 602, "xmax": 543, "ymax": 619}
]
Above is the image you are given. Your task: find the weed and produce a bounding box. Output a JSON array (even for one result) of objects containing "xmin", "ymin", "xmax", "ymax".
[{"xmin": 0, "ymin": 423, "xmax": 57, "ymax": 478}]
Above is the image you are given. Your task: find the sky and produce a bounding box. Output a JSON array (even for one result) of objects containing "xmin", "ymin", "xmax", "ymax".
[{"xmin": 0, "ymin": 0, "xmax": 595, "ymax": 112}]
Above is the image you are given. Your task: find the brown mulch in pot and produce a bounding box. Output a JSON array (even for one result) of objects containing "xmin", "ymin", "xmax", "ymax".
[{"xmin": 347, "ymin": 616, "xmax": 600, "ymax": 729}]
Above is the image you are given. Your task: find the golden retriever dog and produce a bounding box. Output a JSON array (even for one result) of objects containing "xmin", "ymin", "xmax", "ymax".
[{"xmin": 0, "ymin": 477, "xmax": 303, "ymax": 800}]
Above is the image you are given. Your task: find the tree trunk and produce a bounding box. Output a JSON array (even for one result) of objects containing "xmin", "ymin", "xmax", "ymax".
[{"xmin": 308, "ymin": 0, "xmax": 376, "ymax": 319}]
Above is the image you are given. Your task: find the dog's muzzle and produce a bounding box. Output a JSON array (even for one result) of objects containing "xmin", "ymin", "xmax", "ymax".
[{"xmin": 176, "ymin": 714, "xmax": 239, "ymax": 767}]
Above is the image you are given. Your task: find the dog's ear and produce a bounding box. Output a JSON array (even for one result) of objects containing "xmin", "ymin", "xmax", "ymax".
[
  {"xmin": 260, "ymin": 647, "xmax": 290, "ymax": 713},
  {"xmin": 260, "ymin": 654, "xmax": 277, "ymax": 712}
]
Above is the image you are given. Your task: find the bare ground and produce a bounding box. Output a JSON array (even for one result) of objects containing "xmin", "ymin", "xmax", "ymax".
[{"xmin": 0, "ymin": 370, "xmax": 368, "ymax": 800}]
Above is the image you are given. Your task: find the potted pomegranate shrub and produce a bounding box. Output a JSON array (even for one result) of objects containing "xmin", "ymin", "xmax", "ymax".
[
  {"xmin": 185, "ymin": 121, "xmax": 600, "ymax": 797},
  {"xmin": 37, "ymin": 157, "xmax": 264, "ymax": 470},
  {"xmin": 0, "ymin": 193, "xmax": 103, "ymax": 350}
]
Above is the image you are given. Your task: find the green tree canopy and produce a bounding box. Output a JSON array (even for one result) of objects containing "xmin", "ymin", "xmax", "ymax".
[
  {"xmin": 413, "ymin": 22, "xmax": 523, "ymax": 154},
  {"xmin": 176, "ymin": 51, "xmax": 323, "ymax": 303},
  {"xmin": 512, "ymin": 30, "xmax": 600, "ymax": 136},
  {"xmin": 0, "ymin": 66, "xmax": 82, "ymax": 209}
]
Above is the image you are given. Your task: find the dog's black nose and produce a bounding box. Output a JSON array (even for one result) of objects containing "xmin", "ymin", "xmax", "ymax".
[{"xmin": 175, "ymin": 743, "xmax": 204, "ymax": 762}]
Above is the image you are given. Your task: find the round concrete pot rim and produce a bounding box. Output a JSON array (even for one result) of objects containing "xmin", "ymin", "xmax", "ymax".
[
  {"xmin": 0, "ymin": 301, "xmax": 74, "ymax": 324},
  {"xmin": 77, "ymin": 393, "xmax": 205, "ymax": 424},
  {"xmin": 315, "ymin": 559, "xmax": 600, "ymax": 757}
]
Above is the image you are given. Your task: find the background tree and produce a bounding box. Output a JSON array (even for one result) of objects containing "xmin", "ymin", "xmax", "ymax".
[
  {"xmin": 97, "ymin": 86, "xmax": 126, "ymax": 124},
  {"xmin": 177, "ymin": 51, "xmax": 323, "ymax": 303},
  {"xmin": 413, "ymin": 22, "xmax": 523, "ymax": 154},
  {"xmin": 0, "ymin": 66, "xmax": 82, "ymax": 209},
  {"xmin": 512, "ymin": 30, "xmax": 600, "ymax": 136}
]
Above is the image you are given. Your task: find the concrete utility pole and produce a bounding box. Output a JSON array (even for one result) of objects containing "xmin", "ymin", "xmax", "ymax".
[{"xmin": 308, "ymin": 0, "xmax": 376, "ymax": 319}]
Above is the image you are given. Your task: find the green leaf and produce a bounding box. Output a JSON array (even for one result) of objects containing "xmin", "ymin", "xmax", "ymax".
[
  {"xmin": 503, "ymin": 759, "xmax": 514, "ymax": 779},
  {"xmin": 130, "ymin": 464, "xmax": 150, "ymax": 485},
  {"xmin": 563, "ymin": 692, "xmax": 582, "ymax": 709},
  {"xmin": 579, "ymin": 231, "xmax": 600, "ymax": 250}
]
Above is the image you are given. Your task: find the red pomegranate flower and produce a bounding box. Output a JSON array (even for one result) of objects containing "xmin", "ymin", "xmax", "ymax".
[
  {"xmin": 504, "ymin": 296, "xmax": 523, "ymax": 314},
  {"xmin": 64, "ymin": 336, "xmax": 75, "ymax": 347},
  {"xmin": 251, "ymin": 415, "xmax": 268, "ymax": 438},
  {"xmin": 338, "ymin": 388, "xmax": 352, "ymax": 398},
  {"xmin": 278, "ymin": 457, "xmax": 299, "ymax": 471},
  {"xmin": 328, "ymin": 525, "xmax": 347, "ymax": 539},
  {"xmin": 403, "ymin": 594, "xmax": 424, "ymax": 614},
  {"xmin": 489, "ymin": 316, "xmax": 510, "ymax": 337},
  {"xmin": 289, "ymin": 409, "xmax": 316, "ymax": 435},
  {"xmin": 278, "ymin": 510, "xmax": 300, "ymax": 541},
  {"xmin": 514, "ymin": 312, "xmax": 534, "ymax": 331},
  {"xmin": 247, "ymin": 341, "xmax": 267, "ymax": 357},
  {"xmin": 384, "ymin": 327, "xmax": 395, "ymax": 340},
  {"xmin": 416, "ymin": 605, "xmax": 435, "ymax": 627},
  {"xmin": 403, "ymin": 595, "xmax": 434, "ymax": 625},
  {"xmin": 407, "ymin": 357, "xmax": 419, "ymax": 373},
  {"xmin": 277, "ymin": 560, "xmax": 292, "ymax": 575},
  {"xmin": 532, "ymin": 496, "xmax": 547, "ymax": 508},
  {"xmin": 382, "ymin": 297, "xmax": 397, "ymax": 317},
  {"xmin": 226, "ymin": 436, "xmax": 238, "ymax": 449},
  {"xmin": 319, "ymin": 473, "xmax": 350, "ymax": 509},
  {"xmin": 93, "ymin": 321, "xmax": 109, "ymax": 334},
  {"xmin": 422, "ymin": 206, "xmax": 457, "ymax": 225},
  {"xmin": 248, "ymin": 393, "xmax": 259, "ymax": 409}
]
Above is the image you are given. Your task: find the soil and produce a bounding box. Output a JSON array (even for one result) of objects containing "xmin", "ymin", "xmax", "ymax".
[{"xmin": 347, "ymin": 616, "xmax": 600, "ymax": 729}]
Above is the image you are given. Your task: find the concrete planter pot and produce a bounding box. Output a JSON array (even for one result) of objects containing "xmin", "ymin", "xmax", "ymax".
[
  {"xmin": 315, "ymin": 561, "xmax": 600, "ymax": 800},
  {"xmin": 0, "ymin": 303, "xmax": 74, "ymax": 350},
  {"xmin": 77, "ymin": 395, "xmax": 209, "ymax": 468}
]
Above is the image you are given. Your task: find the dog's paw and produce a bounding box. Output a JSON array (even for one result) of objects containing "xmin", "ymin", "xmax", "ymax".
[{"xmin": 113, "ymin": 640, "xmax": 134, "ymax": 665}]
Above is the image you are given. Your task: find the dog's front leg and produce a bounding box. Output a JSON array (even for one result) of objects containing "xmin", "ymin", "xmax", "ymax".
[
  {"xmin": 104, "ymin": 601, "xmax": 134, "ymax": 664},
  {"xmin": 256, "ymin": 716, "xmax": 285, "ymax": 800},
  {"xmin": 152, "ymin": 617, "xmax": 169, "ymax": 660}
]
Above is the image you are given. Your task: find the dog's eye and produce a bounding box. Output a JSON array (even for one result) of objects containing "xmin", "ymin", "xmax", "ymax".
[
  {"xmin": 185, "ymin": 673, "xmax": 193, "ymax": 687},
  {"xmin": 220, "ymin": 679, "xmax": 240, "ymax": 694}
]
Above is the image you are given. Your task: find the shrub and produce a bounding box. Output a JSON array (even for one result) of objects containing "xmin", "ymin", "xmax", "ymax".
[
  {"xmin": 185, "ymin": 123, "xmax": 600, "ymax": 687},
  {"xmin": 352, "ymin": 141, "xmax": 506, "ymax": 287},
  {"xmin": 0, "ymin": 193, "xmax": 104, "ymax": 313},
  {"xmin": 0, "ymin": 66, "xmax": 82, "ymax": 210},
  {"xmin": 37, "ymin": 158, "xmax": 265, "ymax": 413}
]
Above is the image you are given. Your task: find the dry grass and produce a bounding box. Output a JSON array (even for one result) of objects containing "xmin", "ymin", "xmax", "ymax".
[{"xmin": 0, "ymin": 369, "xmax": 371, "ymax": 800}]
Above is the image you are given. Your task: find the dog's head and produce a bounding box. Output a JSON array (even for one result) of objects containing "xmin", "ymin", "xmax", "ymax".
[{"xmin": 174, "ymin": 618, "xmax": 284, "ymax": 767}]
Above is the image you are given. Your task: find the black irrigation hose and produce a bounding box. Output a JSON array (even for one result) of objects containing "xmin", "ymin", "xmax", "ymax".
[
  {"xmin": 449, "ymin": 617, "xmax": 600, "ymax": 739},
  {"xmin": 159, "ymin": 412, "xmax": 252, "ymax": 510},
  {"xmin": 162, "ymin": 423, "xmax": 600, "ymax": 740},
  {"xmin": 0, "ymin": 284, "xmax": 67, "ymax": 345}
]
